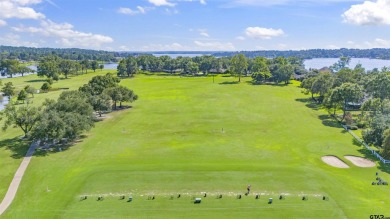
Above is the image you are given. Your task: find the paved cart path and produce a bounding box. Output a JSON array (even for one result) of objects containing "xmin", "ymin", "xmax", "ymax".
[{"xmin": 0, "ymin": 141, "xmax": 39, "ymax": 215}]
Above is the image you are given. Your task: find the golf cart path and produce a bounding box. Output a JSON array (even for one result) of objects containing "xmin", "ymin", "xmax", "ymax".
[{"xmin": 0, "ymin": 141, "xmax": 39, "ymax": 215}]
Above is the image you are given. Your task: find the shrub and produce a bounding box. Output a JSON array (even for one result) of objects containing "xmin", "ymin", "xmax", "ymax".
[
  {"xmin": 41, "ymin": 82, "xmax": 51, "ymax": 92},
  {"xmin": 357, "ymin": 122, "xmax": 367, "ymax": 129},
  {"xmin": 344, "ymin": 112, "xmax": 354, "ymax": 125},
  {"xmin": 350, "ymin": 126, "xmax": 358, "ymax": 130},
  {"xmin": 47, "ymin": 78, "xmax": 54, "ymax": 85}
]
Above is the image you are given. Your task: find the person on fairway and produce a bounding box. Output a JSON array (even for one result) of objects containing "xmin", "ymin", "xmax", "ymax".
[{"xmin": 247, "ymin": 185, "xmax": 251, "ymax": 194}]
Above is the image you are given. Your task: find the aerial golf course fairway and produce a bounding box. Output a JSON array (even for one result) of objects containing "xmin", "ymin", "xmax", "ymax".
[{"xmin": 0, "ymin": 73, "xmax": 389, "ymax": 218}]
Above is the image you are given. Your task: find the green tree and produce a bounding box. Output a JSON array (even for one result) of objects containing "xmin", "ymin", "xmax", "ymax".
[
  {"xmin": 2, "ymin": 82, "xmax": 15, "ymax": 99},
  {"xmin": 382, "ymin": 129, "xmax": 390, "ymax": 159},
  {"xmin": 164, "ymin": 58, "xmax": 178, "ymax": 74},
  {"xmin": 117, "ymin": 56, "xmax": 138, "ymax": 77},
  {"xmin": 79, "ymin": 73, "xmax": 120, "ymax": 96},
  {"xmin": 199, "ymin": 56, "xmax": 214, "ymax": 75},
  {"xmin": 187, "ymin": 61, "xmax": 199, "ymax": 75},
  {"xmin": 330, "ymin": 56, "xmax": 351, "ymax": 72},
  {"xmin": 117, "ymin": 86, "xmax": 138, "ymax": 108},
  {"xmin": 273, "ymin": 64, "xmax": 294, "ymax": 84},
  {"xmin": 301, "ymin": 77, "xmax": 316, "ymax": 101},
  {"xmin": 41, "ymin": 82, "xmax": 51, "ymax": 93},
  {"xmin": 24, "ymin": 85, "xmax": 36, "ymax": 97},
  {"xmin": 103, "ymin": 87, "xmax": 122, "ymax": 110},
  {"xmin": 31, "ymin": 110, "xmax": 65, "ymax": 143},
  {"xmin": 99, "ymin": 64, "xmax": 104, "ymax": 71},
  {"xmin": 17, "ymin": 89, "xmax": 28, "ymax": 103},
  {"xmin": 59, "ymin": 59, "xmax": 77, "ymax": 78},
  {"xmin": 1, "ymin": 104, "xmax": 41, "ymax": 138},
  {"xmin": 230, "ymin": 54, "xmax": 248, "ymax": 82},
  {"xmin": 80, "ymin": 59, "xmax": 90, "ymax": 73},
  {"xmin": 323, "ymin": 91, "xmax": 343, "ymax": 115},
  {"xmin": 90, "ymin": 94, "xmax": 112, "ymax": 117},
  {"xmin": 0, "ymin": 59, "xmax": 19, "ymax": 78},
  {"xmin": 91, "ymin": 60, "xmax": 99, "ymax": 72},
  {"xmin": 364, "ymin": 73, "xmax": 390, "ymax": 100},
  {"xmin": 32, "ymin": 91, "xmax": 95, "ymax": 143},
  {"xmin": 328, "ymin": 83, "xmax": 364, "ymax": 119},
  {"xmin": 311, "ymin": 72, "xmax": 334, "ymax": 102},
  {"xmin": 362, "ymin": 114, "xmax": 390, "ymax": 147},
  {"xmin": 37, "ymin": 55, "xmax": 60, "ymax": 78},
  {"xmin": 251, "ymin": 57, "xmax": 271, "ymax": 84},
  {"xmin": 137, "ymin": 55, "xmax": 152, "ymax": 71},
  {"xmin": 17, "ymin": 65, "xmax": 33, "ymax": 77}
]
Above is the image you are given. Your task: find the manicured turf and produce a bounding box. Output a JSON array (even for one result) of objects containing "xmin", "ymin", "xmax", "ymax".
[
  {"xmin": 1, "ymin": 74, "xmax": 389, "ymax": 218},
  {"xmin": 0, "ymin": 70, "xmax": 113, "ymax": 201}
]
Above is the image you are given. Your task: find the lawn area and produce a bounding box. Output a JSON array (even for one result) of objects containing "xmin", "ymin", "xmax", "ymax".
[
  {"xmin": 1, "ymin": 74, "xmax": 389, "ymax": 218},
  {"xmin": 0, "ymin": 70, "xmax": 114, "ymax": 201}
]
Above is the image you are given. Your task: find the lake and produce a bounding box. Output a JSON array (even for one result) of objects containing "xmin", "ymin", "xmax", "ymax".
[{"xmin": 304, "ymin": 58, "xmax": 390, "ymax": 71}]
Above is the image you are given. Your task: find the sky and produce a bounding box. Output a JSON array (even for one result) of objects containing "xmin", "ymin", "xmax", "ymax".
[{"xmin": 1, "ymin": 0, "xmax": 390, "ymax": 51}]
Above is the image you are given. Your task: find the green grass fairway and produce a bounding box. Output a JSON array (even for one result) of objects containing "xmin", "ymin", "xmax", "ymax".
[
  {"xmin": 0, "ymin": 70, "xmax": 114, "ymax": 201},
  {"xmin": 1, "ymin": 75, "xmax": 390, "ymax": 218}
]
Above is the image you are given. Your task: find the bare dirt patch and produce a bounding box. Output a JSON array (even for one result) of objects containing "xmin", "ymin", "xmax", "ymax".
[
  {"xmin": 344, "ymin": 156, "xmax": 376, "ymax": 168},
  {"xmin": 321, "ymin": 156, "xmax": 350, "ymax": 168}
]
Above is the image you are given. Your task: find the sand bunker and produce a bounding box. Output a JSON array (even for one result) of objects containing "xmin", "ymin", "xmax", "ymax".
[
  {"xmin": 344, "ymin": 156, "xmax": 376, "ymax": 168},
  {"xmin": 321, "ymin": 156, "xmax": 349, "ymax": 168}
]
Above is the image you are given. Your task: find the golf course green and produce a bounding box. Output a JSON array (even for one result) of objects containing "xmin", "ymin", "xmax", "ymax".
[{"xmin": 0, "ymin": 72, "xmax": 389, "ymax": 218}]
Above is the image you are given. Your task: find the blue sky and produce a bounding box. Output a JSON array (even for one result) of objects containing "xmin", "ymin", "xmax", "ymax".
[{"xmin": 1, "ymin": 0, "xmax": 390, "ymax": 51}]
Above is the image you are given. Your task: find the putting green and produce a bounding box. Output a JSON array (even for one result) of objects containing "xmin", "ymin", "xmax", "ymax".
[{"xmin": 1, "ymin": 74, "xmax": 389, "ymax": 218}]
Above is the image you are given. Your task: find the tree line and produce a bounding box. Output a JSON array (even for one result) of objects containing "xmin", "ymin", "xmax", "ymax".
[
  {"xmin": 1, "ymin": 73, "xmax": 137, "ymax": 148},
  {"xmin": 3, "ymin": 45, "xmax": 390, "ymax": 62},
  {"xmin": 117, "ymin": 54, "xmax": 306, "ymax": 84},
  {"xmin": 213, "ymin": 48, "xmax": 390, "ymax": 59},
  {"xmin": 301, "ymin": 57, "xmax": 390, "ymax": 159},
  {"xmin": 0, "ymin": 46, "xmax": 128, "ymax": 62}
]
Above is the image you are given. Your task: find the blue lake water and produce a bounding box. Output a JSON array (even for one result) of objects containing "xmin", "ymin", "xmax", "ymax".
[{"xmin": 303, "ymin": 58, "xmax": 390, "ymax": 71}]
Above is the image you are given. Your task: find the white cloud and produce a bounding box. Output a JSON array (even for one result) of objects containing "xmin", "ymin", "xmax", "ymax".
[
  {"xmin": 118, "ymin": 6, "xmax": 151, "ymax": 15},
  {"xmin": 119, "ymin": 45, "xmax": 131, "ymax": 51},
  {"xmin": 236, "ymin": 36, "xmax": 246, "ymax": 40},
  {"xmin": 342, "ymin": 0, "xmax": 390, "ymax": 25},
  {"xmin": 245, "ymin": 27, "xmax": 284, "ymax": 39},
  {"xmin": 363, "ymin": 38, "xmax": 390, "ymax": 48},
  {"xmin": 226, "ymin": 0, "xmax": 363, "ymax": 7},
  {"xmin": 142, "ymin": 42, "xmax": 187, "ymax": 51},
  {"xmin": 12, "ymin": 19, "xmax": 113, "ymax": 48},
  {"xmin": 326, "ymin": 44, "xmax": 340, "ymax": 49},
  {"xmin": 0, "ymin": 33, "xmax": 39, "ymax": 47},
  {"xmin": 0, "ymin": 0, "xmax": 45, "ymax": 20},
  {"xmin": 148, "ymin": 0, "xmax": 175, "ymax": 7},
  {"xmin": 194, "ymin": 40, "xmax": 235, "ymax": 50},
  {"xmin": 13, "ymin": 0, "xmax": 42, "ymax": 6},
  {"xmin": 164, "ymin": 8, "xmax": 179, "ymax": 15},
  {"xmin": 339, "ymin": 38, "xmax": 390, "ymax": 49},
  {"xmin": 200, "ymin": 32, "xmax": 209, "ymax": 37},
  {"xmin": 198, "ymin": 29, "xmax": 209, "ymax": 37},
  {"xmin": 200, "ymin": 0, "xmax": 207, "ymax": 4},
  {"xmin": 0, "ymin": 20, "xmax": 7, "ymax": 26}
]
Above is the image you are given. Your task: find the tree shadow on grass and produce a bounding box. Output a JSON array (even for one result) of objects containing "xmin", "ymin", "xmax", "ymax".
[
  {"xmin": 357, "ymin": 148, "xmax": 390, "ymax": 174},
  {"xmin": 24, "ymin": 79, "xmax": 47, "ymax": 83},
  {"xmin": 352, "ymin": 138, "xmax": 363, "ymax": 147},
  {"xmin": 0, "ymin": 137, "xmax": 31, "ymax": 159},
  {"xmin": 318, "ymin": 114, "xmax": 342, "ymax": 129},
  {"xmin": 295, "ymin": 98, "xmax": 321, "ymax": 111},
  {"xmin": 219, "ymin": 81, "xmax": 239, "ymax": 85},
  {"xmin": 268, "ymin": 83, "xmax": 289, "ymax": 87},
  {"xmin": 34, "ymin": 134, "xmax": 88, "ymax": 157}
]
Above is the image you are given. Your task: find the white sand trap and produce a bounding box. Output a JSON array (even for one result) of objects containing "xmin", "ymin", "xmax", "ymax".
[
  {"xmin": 344, "ymin": 156, "xmax": 376, "ymax": 167},
  {"xmin": 321, "ymin": 156, "xmax": 349, "ymax": 168}
]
